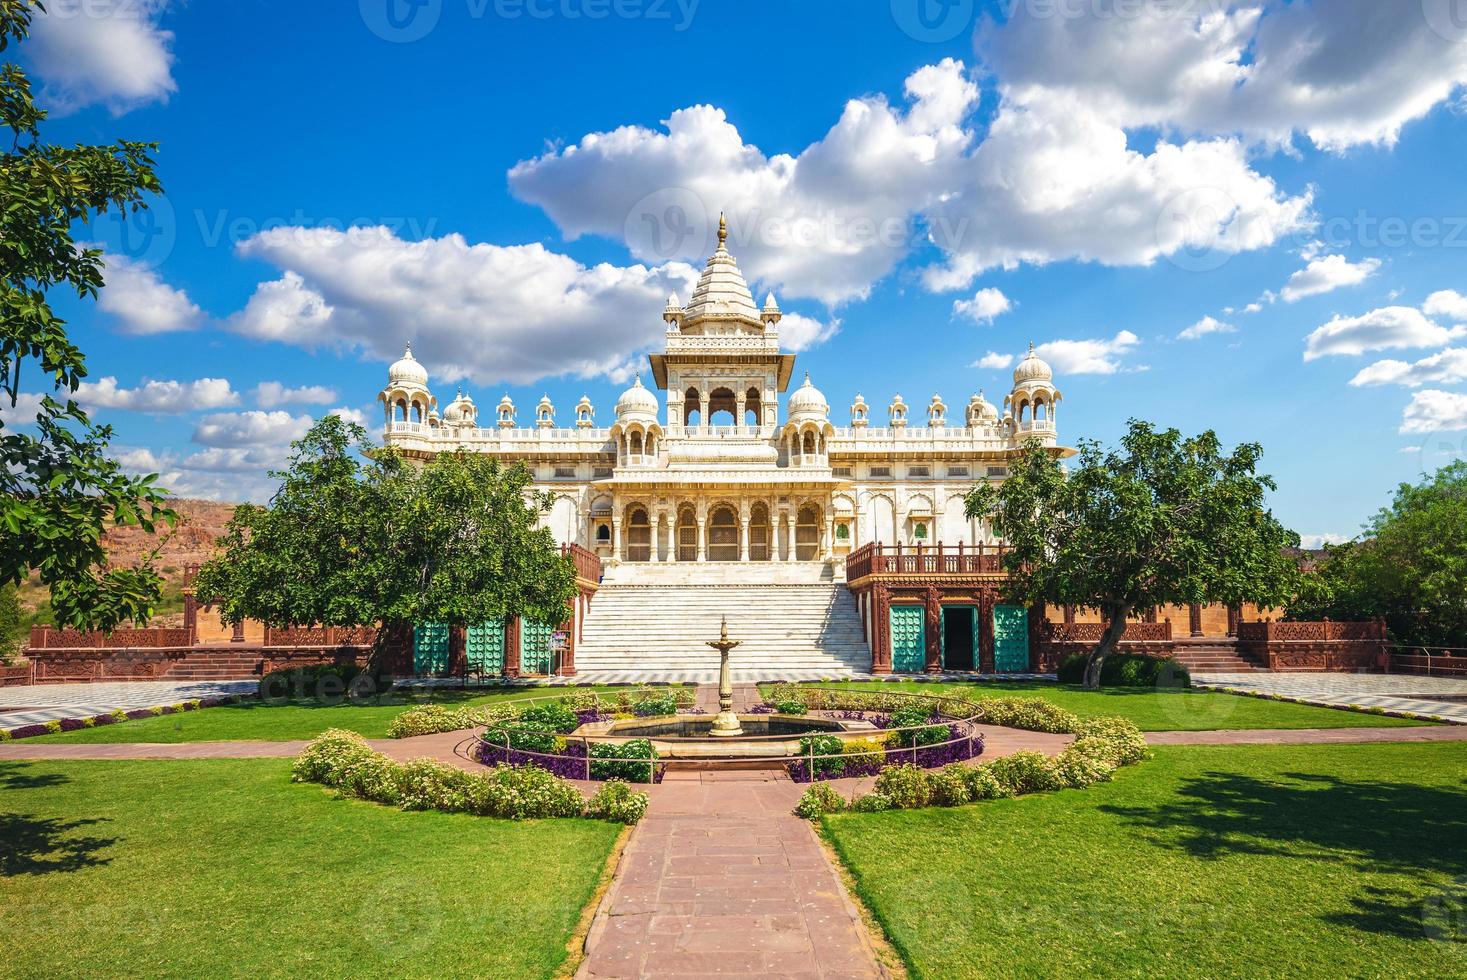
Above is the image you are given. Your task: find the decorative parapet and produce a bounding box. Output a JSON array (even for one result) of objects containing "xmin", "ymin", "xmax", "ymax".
[
  {"xmin": 28, "ymin": 626, "xmax": 193, "ymax": 650},
  {"xmin": 846, "ymin": 541, "xmax": 1008, "ymax": 582},
  {"xmin": 1236, "ymin": 618, "xmax": 1387, "ymax": 671}
]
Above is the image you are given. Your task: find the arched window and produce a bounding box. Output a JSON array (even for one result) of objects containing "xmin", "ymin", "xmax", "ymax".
[
  {"xmin": 745, "ymin": 387, "xmax": 761, "ymax": 427},
  {"xmin": 676, "ymin": 504, "xmax": 697, "ymax": 561},
  {"xmin": 707, "ymin": 505, "xmax": 738, "ymax": 561},
  {"xmin": 684, "ymin": 387, "xmax": 701, "ymax": 426},
  {"xmin": 708, "ymin": 387, "xmax": 736, "ymax": 427},
  {"xmin": 629, "ymin": 430, "xmax": 643, "ymax": 455},
  {"xmin": 749, "ymin": 502, "xmax": 771, "ymax": 560},
  {"xmin": 801, "ymin": 430, "xmax": 816, "ymax": 455},
  {"xmin": 595, "ymin": 524, "xmax": 611, "ymax": 543},
  {"xmin": 395, "ymin": 398, "xmax": 408, "ymax": 422},
  {"xmin": 626, "ymin": 506, "xmax": 651, "ymax": 561},
  {"xmin": 795, "ymin": 504, "xmax": 821, "ymax": 561}
]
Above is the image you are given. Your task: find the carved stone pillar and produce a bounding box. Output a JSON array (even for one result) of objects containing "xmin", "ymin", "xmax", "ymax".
[
  {"xmin": 924, "ymin": 587, "xmax": 943, "ymax": 673},
  {"xmin": 611, "ymin": 519, "xmax": 622, "ymax": 564},
  {"xmin": 784, "ymin": 513, "xmax": 796, "ymax": 562},
  {"xmin": 504, "ymin": 618, "xmax": 522, "ymax": 678},
  {"xmin": 871, "ymin": 585, "xmax": 892, "ymax": 674},
  {"xmin": 1062, "ymin": 604, "xmax": 1076, "ymax": 627},
  {"xmin": 1226, "ymin": 603, "xmax": 1240, "ymax": 637},
  {"xmin": 651, "ymin": 511, "xmax": 663, "ymax": 563},
  {"xmin": 1144, "ymin": 607, "xmax": 1158, "ymax": 624},
  {"xmin": 696, "ymin": 518, "xmax": 707, "ymax": 562},
  {"xmin": 231, "ymin": 620, "xmax": 246, "ymax": 643},
  {"xmin": 978, "ymin": 590, "xmax": 996, "ymax": 673},
  {"xmin": 1189, "ymin": 603, "xmax": 1204, "ymax": 637},
  {"xmin": 739, "ymin": 519, "xmax": 750, "ymax": 562}
]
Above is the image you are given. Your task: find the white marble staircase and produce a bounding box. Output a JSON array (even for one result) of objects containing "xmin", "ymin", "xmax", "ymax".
[{"xmin": 574, "ymin": 562, "xmax": 871, "ymax": 682}]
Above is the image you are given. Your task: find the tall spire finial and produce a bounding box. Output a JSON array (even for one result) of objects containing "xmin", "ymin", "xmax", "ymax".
[
  {"xmin": 1028, "ymin": 341, "xmax": 1035, "ymax": 354},
  {"xmin": 717, "ymin": 212, "xmax": 727, "ymax": 248}
]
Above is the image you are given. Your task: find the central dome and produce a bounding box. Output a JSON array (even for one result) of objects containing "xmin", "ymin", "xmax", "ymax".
[
  {"xmin": 1013, "ymin": 342, "xmax": 1053, "ymax": 385},
  {"xmin": 388, "ymin": 343, "xmax": 428, "ymax": 387},
  {"xmin": 681, "ymin": 214, "xmax": 760, "ymax": 327}
]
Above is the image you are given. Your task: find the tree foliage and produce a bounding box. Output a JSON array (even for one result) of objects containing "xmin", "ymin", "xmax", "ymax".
[
  {"xmin": 0, "ymin": 0, "xmax": 175, "ymax": 630},
  {"xmin": 966, "ymin": 420, "xmax": 1299, "ymax": 688},
  {"xmin": 1289, "ymin": 461, "xmax": 1467, "ymax": 647},
  {"xmin": 195, "ymin": 417, "xmax": 578, "ymax": 658}
]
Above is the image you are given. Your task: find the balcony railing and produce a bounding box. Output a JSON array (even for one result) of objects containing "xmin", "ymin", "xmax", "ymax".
[{"xmin": 846, "ymin": 541, "xmax": 1009, "ymax": 579}]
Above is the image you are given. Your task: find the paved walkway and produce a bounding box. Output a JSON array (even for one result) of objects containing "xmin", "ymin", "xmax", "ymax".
[
  {"xmin": 0, "ymin": 680, "xmax": 259, "ymax": 731},
  {"xmin": 1146, "ymin": 725, "xmax": 1467, "ymax": 745},
  {"xmin": 1194, "ymin": 672, "xmax": 1467, "ymax": 723}
]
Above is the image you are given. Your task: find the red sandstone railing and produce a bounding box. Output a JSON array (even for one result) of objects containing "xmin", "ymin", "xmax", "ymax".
[
  {"xmin": 1041, "ymin": 619, "xmax": 1173, "ymax": 643},
  {"xmin": 846, "ymin": 541, "xmax": 1009, "ymax": 580},
  {"xmin": 27, "ymin": 626, "xmax": 193, "ymax": 650},
  {"xmin": 261, "ymin": 625, "xmax": 378, "ymax": 647},
  {"xmin": 1237, "ymin": 620, "xmax": 1385, "ymax": 643},
  {"xmin": 563, "ymin": 542, "xmax": 602, "ymax": 583}
]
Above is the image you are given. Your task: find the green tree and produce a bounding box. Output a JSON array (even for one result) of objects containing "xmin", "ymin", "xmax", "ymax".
[
  {"xmin": 966, "ymin": 421, "xmax": 1299, "ymax": 689},
  {"xmin": 0, "ymin": 1, "xmax": 174, "ymax": 630},
  {"xmin": 0, "ymin": 583, "xmax": 20, "ymax": 661},
  {"xmin": 1289, "ymin": 461, "xmax": 1467, "ymax": 647},
  {"xmin": 195, "ymin": 416, "xmax": 578, "ymax": 671}
]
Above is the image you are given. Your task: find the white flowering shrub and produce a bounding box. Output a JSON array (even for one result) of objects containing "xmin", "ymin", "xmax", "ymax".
[
  {"xmin": 586, "ymin": 780, "xmax": 651, "ymax": 824},
  {"xmin": 1072, "ymin": 716, "xmax": 1149, "ymax": 765},
  {"xmin": 978, "ymin": 697, "xmax": 1081, "ymax": 733}
]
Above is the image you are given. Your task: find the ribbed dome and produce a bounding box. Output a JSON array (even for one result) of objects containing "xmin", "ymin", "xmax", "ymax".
[
  {"xmin": 969, "ymin": 390, "xmax": 998, "ymax": 420},
  {"xmin": 615, "ymin": 375, "xmax": 659, "ymax": 419},
  {"xmin": 1013, "ymin": 342, "xmax": 1053, "ymax": 385},
  {"xmin": 787, "ymin": 373, "xmax": 829, "ymax": 420},
  {"xmin": 442, "ymin": 389, "xmax": 475, "ymax": 423},
  {"xmin": 388, "ymin": 343, "xmax": 428, "ymax": 387},
  {"xmin": 682, "ymin": 216, "xmax": 760, "ymax": 327}
]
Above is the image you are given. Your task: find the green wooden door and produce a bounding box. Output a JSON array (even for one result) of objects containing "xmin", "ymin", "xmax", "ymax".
[
  {"xmin": 466, "ymin": 620, "xmax": 505, "ymax": 676},
  {"xmin": 521, "ymin": 620, "xmax": 554, "ymax": 675},
  {"xmin": 413, "ymin": 622, "xmax": 451, "ymax": 675},
  {"xmin": 993, "ymin": 605, "xmax": 1030, "ymax": 672},
  {"xmin": 889, "ymin": 605, "xmax": 926, "ymax": 673}
]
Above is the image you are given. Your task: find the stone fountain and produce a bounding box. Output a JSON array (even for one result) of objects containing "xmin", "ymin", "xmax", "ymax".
[{"xmin": 706, "ymin": 616, "xmax": 743, "ymax": 737}]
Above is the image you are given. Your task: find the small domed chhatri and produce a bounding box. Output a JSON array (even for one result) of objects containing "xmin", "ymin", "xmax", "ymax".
[
  {"xmin": 615, "ymin": 375, "xmax": 660, "ymax": 420},
  {"xmin": 786, "ymin": 373, "xmax": 829, "ymax": 421},
  {"xmin": 1013, "ymin": 341, "xmax": 1053, "ymax": 385},
  {"xmin": 388, "ymin": 342, "xmax": 429, "ymax": 387}
]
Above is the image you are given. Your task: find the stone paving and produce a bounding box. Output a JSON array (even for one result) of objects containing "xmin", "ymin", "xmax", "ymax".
[
  {"xmin": 1194, "ymin": 672, "xmax": 1467, "ymax": 723},
  {"xmin": 0, "ymin": 679, "xmax": 259, "ymax": 731}
]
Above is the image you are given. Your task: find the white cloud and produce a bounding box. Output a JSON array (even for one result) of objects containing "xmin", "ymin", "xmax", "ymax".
[
  {"xmin": 227, "ymin": 226, "xmax": 699, "ymax": 386},
  {"xmin": 1423, "ymin": 289, "xmax": 1467, "ymax": 322},
  {"xmin": 0, "ymin": 392, "xmax": 48, "ymax": 424},
  {"xmin": 28, "ymin": 0, "xmax": 177, "ymax": 115},
  {"xmin": 97, "ymin": 253, "xmax": 203, "ymax": 334},
  {"xmin": 979, "ymin": 0, "xmax": 1467, "ymax": 152},
  {"xmin": 1036, "ymin": 331, "xmax": 1140, "ymax": 375},
  {"xmin": 509, "ymin": 60, "xmax": 979, "ymax": 306},
  {"xmin": 1400, "ymin": 389, "xmax": 1467, "ymax": 434},
  {"xmin": 76, "ymin": 377, "xmax": 238, "ymax": 414},
  {"xmin": 974, "ymin": 351, "xmax": 1013, "ymax": 370},
  {"xmin": 325, "ymin": 406, "xmax": 372, "ymax": 428},
  {"xmin": 1304, "ymin": 306, "xmax": 1462, "ymax": 361},
  {"xmin": 253, "ymin": 381, "xmax": 338, "ymax": 406},
  {"xmin": 192, "ymin": 410, "xmax": 313, "ymax": 448},
  {"xmin": 1280, "ymin": 255, "xmax": 1381, "ymax": 303},
  {"xmin": 778, "ymin": 313, "xmax": 840, "ymax": 352},
  {"xmin": 1350, "ymin": 348, "xmax": 1467, "ymax": 388},
  {"xmin": 952, "ymin": 287, "xmax": 1013, "ymax": 324},
  {"xmin": 1178, "ymin": 315, "xmax": 1236, "ymax": 341},
  {"xmin": 511, "ymin": 58, "xmax": 1310, "ymax": 304},
  {"xmin": 1297, "ymin": 533, "xmax": 1350, "ymax": 550}
]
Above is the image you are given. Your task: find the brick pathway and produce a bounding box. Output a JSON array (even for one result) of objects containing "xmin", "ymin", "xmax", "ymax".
[{"xmin": 579, "ymin": 772, "xmax": 883, "ymax": 979}]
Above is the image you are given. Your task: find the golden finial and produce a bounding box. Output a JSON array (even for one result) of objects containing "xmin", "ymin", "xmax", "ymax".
[{"xmin": 717, "ymin": 212, "xmax": 727, "ymax": 248}]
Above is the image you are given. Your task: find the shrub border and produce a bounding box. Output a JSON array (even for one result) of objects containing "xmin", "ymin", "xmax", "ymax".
[{"xmin": 0, "ymin": 697, "xmax": 232, "ymax": 741}]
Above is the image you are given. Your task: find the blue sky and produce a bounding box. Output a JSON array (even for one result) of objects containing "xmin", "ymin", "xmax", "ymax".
[{"xmin": 10, "ymin": 0, "xmax": 1467, "ymax": 544}]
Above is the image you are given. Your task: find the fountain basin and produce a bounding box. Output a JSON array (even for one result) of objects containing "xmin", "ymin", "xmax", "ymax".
[{"xmin": 571, "ymin": 712, "xmax": 881, "ymax": 764}]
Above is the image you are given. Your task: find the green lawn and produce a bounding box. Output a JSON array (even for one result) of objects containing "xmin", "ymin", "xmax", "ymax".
[
  {"xmin": 0, "ymin": 759, "xmax": 621, "ymax": 979},
  {"xmin": 27, "ymin": 684, "xmax": 657, "ymax": 743},
  {"xmin": 824, "ymin": 743, "xmax": 1467, "ymax": 979},
  {"xmin": 794, "ymin": 680, "xmax": 1433, "ymax": 731}
]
